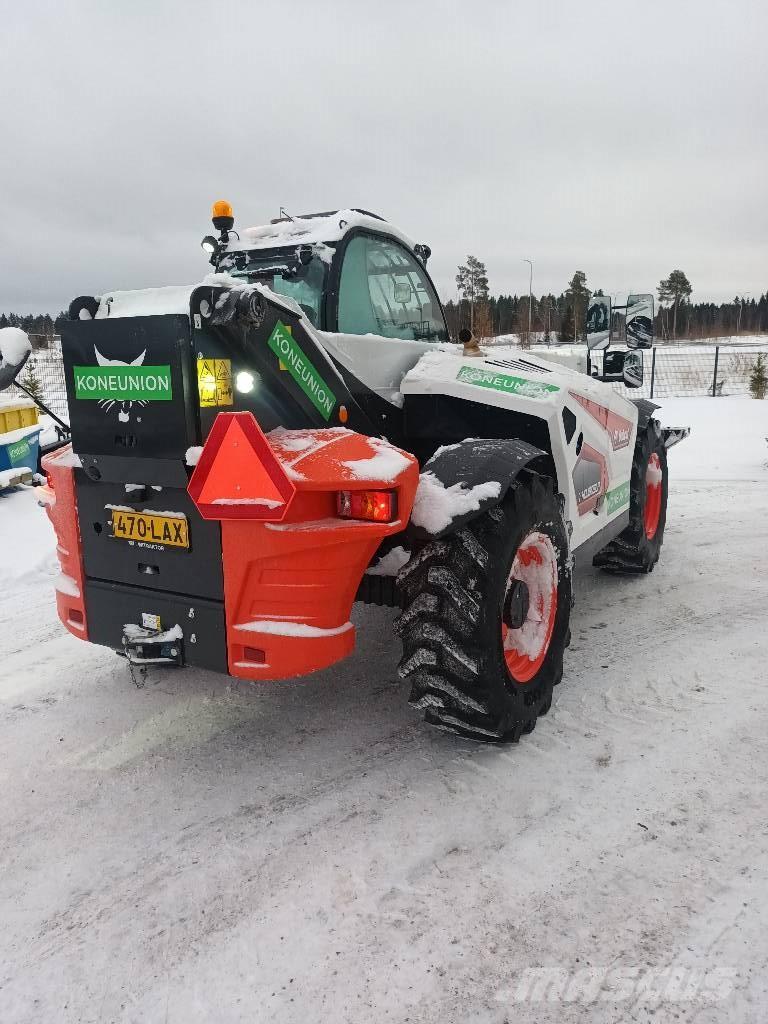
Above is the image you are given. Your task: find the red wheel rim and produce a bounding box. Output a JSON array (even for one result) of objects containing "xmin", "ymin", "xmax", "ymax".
[
  {"xmin": 502, "ymin": 532, "xmax": 558, "ymax": 683},
  {"xmin": 644, "ymin": 453, "xmax": 662, "ymax": 540}
]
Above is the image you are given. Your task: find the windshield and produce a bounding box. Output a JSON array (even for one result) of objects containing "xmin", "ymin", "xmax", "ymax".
[{"xmin": 224, "ymin": 252, "xmax": 327, "ymax": 327}]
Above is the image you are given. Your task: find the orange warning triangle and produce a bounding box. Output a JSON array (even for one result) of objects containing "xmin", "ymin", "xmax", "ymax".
[{"xmin": 188, "ymin": 412, "xmax": 296, "ymax": 521}]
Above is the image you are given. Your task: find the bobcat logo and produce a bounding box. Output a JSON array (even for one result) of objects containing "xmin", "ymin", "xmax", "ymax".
[{"xmin": 94, "ymin": 346, "xmax": 146, "ymax": 423}]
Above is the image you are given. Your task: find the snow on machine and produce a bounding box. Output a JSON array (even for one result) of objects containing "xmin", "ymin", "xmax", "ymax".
[{"xmin": 2, "ymin": 202, "xmax": 689, "ymax": 741}]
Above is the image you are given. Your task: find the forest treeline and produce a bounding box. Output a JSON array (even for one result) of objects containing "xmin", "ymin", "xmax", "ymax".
[
  {"xmin": 3, "ymin": 276, "xmax": 767, "ymax": 344},
  {"xmin": 445, "ymin": 287, "xmax": 768, "ymax": 342}
]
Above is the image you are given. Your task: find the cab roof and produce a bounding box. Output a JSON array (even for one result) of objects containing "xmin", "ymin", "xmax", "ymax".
[{"xmin": 229, "ymin": 208, "xmax": 416, "ymax": 256}]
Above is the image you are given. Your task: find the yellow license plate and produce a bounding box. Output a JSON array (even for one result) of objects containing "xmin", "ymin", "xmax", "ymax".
[{"xmin": 109, "ymin": 508, "xmax": 189, "ymax": 548}]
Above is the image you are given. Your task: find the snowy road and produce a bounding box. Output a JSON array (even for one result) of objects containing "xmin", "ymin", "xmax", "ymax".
[{"xmin": 1, "ymin": 399, "xmax": 767, "ymax": 1023}]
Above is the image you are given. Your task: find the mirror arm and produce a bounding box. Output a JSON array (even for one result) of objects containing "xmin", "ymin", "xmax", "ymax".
[{"xmin": 14, "ymin": 380, "xmax": 71, "ymax": 434}]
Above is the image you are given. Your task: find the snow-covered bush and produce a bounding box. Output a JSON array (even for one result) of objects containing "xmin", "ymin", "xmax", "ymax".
[{"xmin": 749, "ymin": 353, "xmax": 767, "ymax": 400}]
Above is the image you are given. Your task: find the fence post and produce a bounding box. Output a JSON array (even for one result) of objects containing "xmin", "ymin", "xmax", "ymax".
[
  {"xmin": 712, "ymin": 346, "xmax": 719, "ymax": 397},
  {"xmin": 650, "ymin": 347, "xmax": 656, "ymax": 399}
]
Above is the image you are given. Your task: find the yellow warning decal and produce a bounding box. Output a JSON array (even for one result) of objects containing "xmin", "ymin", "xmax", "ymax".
[{"xmin": 197, "ymin": 357, "xmax": 233, "ymax": 407}]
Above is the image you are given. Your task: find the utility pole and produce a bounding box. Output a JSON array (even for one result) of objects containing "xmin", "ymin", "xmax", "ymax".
[{"xmin": 523, "ymin": 259, "xmax": 533, "ymax": 344}]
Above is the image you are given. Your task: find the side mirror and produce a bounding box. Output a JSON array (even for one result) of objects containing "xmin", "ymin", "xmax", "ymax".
[
  {"xmin": 601, "ymin": 350, "xmax": 625, "ymax": 380},
  {"xmin": 586, "ymin": 296, "xmax": 611, "ymax": 351},
  {"xmin": 626, "ymin": 294, "xmax": 654, "ymax": 349},
  {"xmin": 0, "ymin": 327, "xmax": 31, "ymax": 392},
  {"xmin": 598, "ymin": 349, "xmax": 643, "ymax": 388},
  {"xmin": 622, "ymin": 350, "xmax": 644, "ymax": 388},
  {"xmin": 458, "ymin": 328, "xmax": 483, "ymax": 357}
]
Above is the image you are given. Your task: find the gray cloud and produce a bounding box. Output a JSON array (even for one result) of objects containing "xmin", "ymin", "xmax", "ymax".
[{"xmin": 1, "ymin": 0, "xmax": 766, "ymax": 314}]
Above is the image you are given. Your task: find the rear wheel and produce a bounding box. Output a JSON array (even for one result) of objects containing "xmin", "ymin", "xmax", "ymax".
[
  {"xmin": 593, "ymin": 418, "xmax": 668, "ymax": 573},
  {"xmin": 396, "ymin": 474, "xmax": 572, "ymax": 742}
]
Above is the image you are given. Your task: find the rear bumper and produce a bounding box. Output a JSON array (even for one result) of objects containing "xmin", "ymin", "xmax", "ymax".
[
  {"xmin": 85, "ymin": 580, "xmax": 227, "ymax": 673},
  {"xmin": 43, "ymin": 423, "xmax": 419, "ymax": 682}
]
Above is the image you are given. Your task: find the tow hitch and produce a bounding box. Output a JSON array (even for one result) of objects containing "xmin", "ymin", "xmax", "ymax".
[{"xmin": 122, "ymin": 624, "xmax": 185, "ymax": 667}]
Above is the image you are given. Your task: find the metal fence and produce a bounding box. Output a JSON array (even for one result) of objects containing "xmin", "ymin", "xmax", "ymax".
[
  {"xmin": 610, "ymin": 346, "xmax": 767, "ymax": 400},
  {"xmin": 6, "ymin": 339, "xmax": 766, "ymax": 423},
  {"xmin": 9, "ymin": 339, "xmax": 70, "ymax": 425}
]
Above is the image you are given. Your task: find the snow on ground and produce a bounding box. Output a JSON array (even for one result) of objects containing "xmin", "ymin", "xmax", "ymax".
[
  {"xmin": 657, "ymin": 397, "xmax": 768, "ymax": 479},
  {"xmin": 1, "ymin": 399, "xmax": 767, "ymax": 1023},
  {"xmin": 0, "ymin": 484, "xmax": 59, "ymax": 583}
]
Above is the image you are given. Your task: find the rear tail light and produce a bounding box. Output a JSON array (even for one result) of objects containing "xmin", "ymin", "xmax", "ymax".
[
  {"xmin": 243, "ymin": 646, "xmax": 265, "ymax": 664},
  {"xmin": 337, "ymin": 489, "xmax": 397, "ymax": 523}
]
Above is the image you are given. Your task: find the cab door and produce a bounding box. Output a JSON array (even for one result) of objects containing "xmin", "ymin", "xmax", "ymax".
[{"xmin": 318, "ymin": 231, "xmax": 448, "ymax": 407}]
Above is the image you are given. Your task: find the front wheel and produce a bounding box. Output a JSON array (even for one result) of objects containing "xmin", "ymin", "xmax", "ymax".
[
  {"xmin": 593, "ymin": 418, "xmax": 668, "ymax": 574},
  {"xmin": 396, "ymin": 474, "xmax": 572, "ymax": 742}
]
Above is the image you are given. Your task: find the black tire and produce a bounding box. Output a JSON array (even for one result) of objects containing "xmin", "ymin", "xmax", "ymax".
[
  {"xmin": 395, "ymin": 474, "xmax": 572, "ymax": 742},
  {"xmin": 593, "ymin": 418, "xmax": 668, "ymax": 574}
]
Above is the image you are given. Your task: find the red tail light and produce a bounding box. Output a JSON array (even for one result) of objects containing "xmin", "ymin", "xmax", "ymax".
[{"xmin": 337, "ymin": 489, "xmax": 397, "ymax": 522}]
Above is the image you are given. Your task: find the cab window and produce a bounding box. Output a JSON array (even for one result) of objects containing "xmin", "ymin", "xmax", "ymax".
[
  {"xmin": 337, "ymin": 234, "xmax": 447, "ymax": 341},
  {"xmin": 226, "ymin": 255, "xmax": 326, "ymax": 326}
]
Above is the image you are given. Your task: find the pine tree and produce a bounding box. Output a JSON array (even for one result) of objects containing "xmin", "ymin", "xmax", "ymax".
[
  {"xmin": 456, "ymin": 256, "xmax": 489, "ymax": 332},
  {"xmin": 658, "ymin": 270, "xmax": 692, "ymax": 339},
  {"xmin": 542, "ymin": 295, "xmax": 552, "ymax": 344},
  {"xmin": 566, "ymin": 271, "xmax": 590, "ymax": 342},
  {"xmin": 559, "ymin": 304, "xmax": 575, "ymax": 343},
  {"xmin": 749, "ymin": 353, "xmax": 767, "ymax": 399},
  {"xmin": 19, "ymin": 360, "xmax": 44, "ymax": 401}
]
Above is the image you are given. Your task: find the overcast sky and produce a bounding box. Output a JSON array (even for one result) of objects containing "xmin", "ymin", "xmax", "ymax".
[{"xmin": 1, "ymin": 0, "xmax": 766, "ymax": 315}]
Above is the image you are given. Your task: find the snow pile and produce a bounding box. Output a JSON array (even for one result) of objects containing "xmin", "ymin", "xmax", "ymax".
[
  {"xmin": 366, "ymin": 545, "xmax": 410, "ymax": 577},
  {"xmin": 46, "ymin": 446, "xmax": 81, "ymax": 469},
  {"xmin": 185, "ymin": 446, "xmax": 203, "ymax": 467},
  {"xmin": 0, "ymin": 394, "xmax": 34, "ymax": 411},
  {"xmin": 0, "ymin": 424, "xmax": 41, "ymax": 446},
  {"xmin": 233, "ymin": 209, "xmax": 416, "ymax": 255},
  {"xmin": 411, "ymin": 472, "xmax": 502, "ymax": 534},
  {"xmin": 265, "ymin": 517, "xmax": 378, "ymax": 533},
  {"xmin": 342, "ymin": 438, "xmax": 412, "ymax": 482},
  {"xmin": 0, "ymin": 326, "xmax": 31, "ymax": 366},
  {"xmin": 0, "ymin": 486, "xmax": 57, "ymax": 582},
  {"xmin": 268, "ymin": 426, "xmax": 352, "ymax": 480},
  {"xmin": 124, "ymin": 483, "xmax": 161, "ymax": 494},
  {"xmin": 0, "ymin": 467, "xmax": 32, "ymax": 489},
  {"xmin": 105, "ymin": 504, "xmax": 186, "ymax": 518},
  {"xmin": 267, "ymin": 431, "xmax": 316, "ymax": 453},
  {"xmin": 91, "ymin": 273, "xmax": 303, "ymax": 321},
  {"xmin": 234, "ymin": 619, "xmax": 353, "ymax": 637},
  {"xmin": 95, "ymin": 285, "xmax": 196, "ymax": 320},
  {"xmin": 211, "ymin": 497, "xmax": 282, "ymax": 508},
  {"xmin": 123, "ymin": 623, "xmax": 183, "ymax": 643},
  {"xmin": 54, "ymin": 573, "xmax": 80, "ymax": 598}
]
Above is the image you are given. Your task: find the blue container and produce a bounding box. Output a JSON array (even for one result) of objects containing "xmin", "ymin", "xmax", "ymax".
[{"xmin": 0, "ymin": 426, "xmax": 42, "ymax": 477}]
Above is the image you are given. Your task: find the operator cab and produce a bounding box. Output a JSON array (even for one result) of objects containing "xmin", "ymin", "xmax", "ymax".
[
  {"xmin": 203, "ymin": 204, "xmax": 449, "ymax": 417},
  {"xmin": 208, "ymin": 206, "xmax": 448, "ymax": 341}
]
